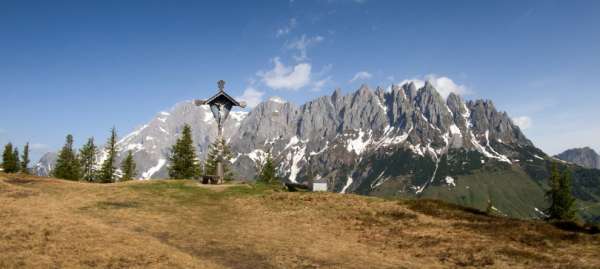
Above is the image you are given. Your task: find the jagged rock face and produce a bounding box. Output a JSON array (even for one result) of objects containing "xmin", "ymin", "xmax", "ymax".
[
  {"xmin": 114, "ymin": 101, "xmax": 247, "ymax": 179},
  {"xmin": 229, "ymin": 82, "xmax": 533, "ymax": 191},
  {"xmin": 33, "ymin": 152, "xmax": 57, "ymax": 176},
  {"xmin": 52, "ymin": 101, "xmax": 247, "ymax": 180},
  {"xmin": 556, "ymin": 147, "xmax": 600, "ymax": 169},
  {"xmin": 35, "ymin": 83, "xmax": 531, "ymax": 183}
]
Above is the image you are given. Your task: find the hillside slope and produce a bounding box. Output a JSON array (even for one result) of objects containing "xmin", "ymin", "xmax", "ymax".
[{"xmin": 1, "ymin": 172, "xmax": 599, "ymax": 269}]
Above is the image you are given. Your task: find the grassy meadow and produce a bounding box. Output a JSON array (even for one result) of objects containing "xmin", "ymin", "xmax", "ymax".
[{"xmin": 0, "ymin": 172, "xmax": 599, "ymax": 268}]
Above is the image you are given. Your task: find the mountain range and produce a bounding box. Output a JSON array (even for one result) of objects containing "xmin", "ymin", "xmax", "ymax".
[
  {"xmin": 34, "ymin": 82, "xmax": 600, "ymax": 223},
  {"xmin": 555, "ymin": 147, "xmax": 600, "ymax": 169}
]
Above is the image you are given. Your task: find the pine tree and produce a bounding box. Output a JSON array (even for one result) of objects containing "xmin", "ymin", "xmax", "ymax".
[
  {"xmin": 79, "ymin": 137, "xmax": 98, "ymax": 182},
  {"xmin": 2, "ymin": 143, "xmax": 17, "ymax": 173},
  {"xmin": 12, "ymin": 147, "xmax": 20, "ymax": 173},
  {"xmin": 204, "ymin": 137, "xmax": 233, "ymax": 181},
  {"xmin": 98, "ymin": 127, "xmax": 118, "ymax": 183},
  {"xmin": 168, "ymin": 124, "xmax": 201, "ymax": 179},
  {"xmin": 257, "ymin": 152, "xmax": 279, "ymax": 184},
  {"xmin": 546, "ymin": 163, "xmax": 577, "ymax": 221},
  {"xmin": 120, "ymin": 150, "xmax": 137, "ymax": 181},
  {"xmin": 53, "ymin": 135, "xmax": 81, "ymax": 180},
  {"xmin": 21, "ymin": 142, "xmax": 30, "ymax": 174},
  {"xmin": 1, "ymin": 143, "xmax": 10, "ymax": 172}
]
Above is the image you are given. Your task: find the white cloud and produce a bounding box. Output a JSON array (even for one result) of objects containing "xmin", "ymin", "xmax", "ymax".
[
  {"xmin": 397, "ymin": 74, "xmax": 469, "ymax": 99},
  {"xmin": 257, "ymin": 57, "xmax": 312, "ymax": 90},
  {"xmin": 399, "ymin": 78, "xmax": 425, "ymax": 90},
  {"xmin": 286, "ymin": 34, "xmax": 324, "ymax": 61},
  {"xmin": 512, "ymin": 116, "xmax": 532, "ymax": 130},
  {"xmin": 312, "ymin": 76, "xmax": 332, "ymax": 92},
  {"xmin": 237, "ymin": 87, "xmax": 265, "ymax": 108},
  {"xmin": 349, "ymin": 71, "xmax": 372, "ymax": 83},
  {"xmin": 425, "ymin": 75, "xmax": 469, "ymax": 99},
  {"xmin": 276, "ymin": 18, "xmax": 297, "ymax": 37}
]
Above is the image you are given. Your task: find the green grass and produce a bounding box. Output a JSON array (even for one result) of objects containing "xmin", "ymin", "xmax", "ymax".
[{"xmin": 421, "ymin": 166, "xmax": 547, "ymax": 219}]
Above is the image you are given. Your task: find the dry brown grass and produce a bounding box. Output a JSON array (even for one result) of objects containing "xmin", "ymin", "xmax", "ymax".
[{"xmin": 0, "ymin": 172, "xmax": 599, "ymax": 269}]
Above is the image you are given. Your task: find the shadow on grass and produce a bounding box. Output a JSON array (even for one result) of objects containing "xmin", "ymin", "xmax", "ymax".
[
  {"xmin": 551, "ymin": 220, "xmax": 600, "ymax": 235},
  {"xmin": 95, "ymin": 201, "xmax": 140, "ymax": 209},
  {"xmin": 404, "ymin": 199, "xmax": 493, "ymax": 222},
  {"xmin": 127, "ymin": 180, "xmax": 279, "ymax": 205},
  {"xmin": 405, "ymin": 198, "xmax": 600, "ymax": 238}
]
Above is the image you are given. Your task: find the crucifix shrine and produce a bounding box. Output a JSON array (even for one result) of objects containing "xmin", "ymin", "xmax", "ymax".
[{"xmin": 195, "ymin": 80, "xmax": 246, "ymax": 184}]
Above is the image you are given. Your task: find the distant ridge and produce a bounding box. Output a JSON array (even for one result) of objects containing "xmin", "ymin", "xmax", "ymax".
[{"xmin": 555, "ymin": 147, "xmax": 600, "ymax": 169}]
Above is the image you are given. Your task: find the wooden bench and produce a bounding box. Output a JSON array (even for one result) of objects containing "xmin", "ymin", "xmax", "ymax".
[
  {"xmin": 284, "ymin": 182, "xmax": 311, "ymax": 192},
  {"xmin": 199, "ymin": 175, "xmax": 220, "ymax": 184}
]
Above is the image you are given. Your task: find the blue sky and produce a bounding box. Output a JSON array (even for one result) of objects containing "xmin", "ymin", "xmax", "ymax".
[{"xmin": 1, "ymin": 0, "xmax": 599, "ymax": 161}]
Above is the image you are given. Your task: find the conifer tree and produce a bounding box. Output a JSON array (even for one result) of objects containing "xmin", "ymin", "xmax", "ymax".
[
  {"xmin": 168, "ymin": 124, "xmax": 201, "ymax": 179},
  {"xmin": 98, "ymin": 127, "xmax": 118, "ymax": 183},
  {"xmin": 12, "ymin": 147, "xmax": 20, "ymax": 173},
  {"xmin": 120, "ymin": 150, "xmax": 137, "ymax": 181},
  {"xmin": 2, "ymin": 143, "xmax": 17, "ymax": 173},
  {"xmin": 546, "ymin": 163, "xmax": 577, "ymax": 221},
  {"xmin": 53, "ymin": 135, "xmax": 81, "ymax": 180},
  {"xmin": 79, "ymin": 137, "xmax": 98, "ymax": 182},
  {"xmin": 1, "ymin": 143, "xmax": 10, "ymax": 172},
  {"xmin": 204, "ymin": 138, "xmax": 233, "ymax": 181},
  {"xmin": 257, "ymin": 152, "xmax": 279, "ymax": 184},
  {"xmin": 21, "ymin": 142, "xmax": 30, "ymax": 174}
]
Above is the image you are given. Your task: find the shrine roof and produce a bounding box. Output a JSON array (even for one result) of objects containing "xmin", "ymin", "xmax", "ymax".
[{"xmin": 204, "ymin": 89, "xmax": 241, "ymax": 107}]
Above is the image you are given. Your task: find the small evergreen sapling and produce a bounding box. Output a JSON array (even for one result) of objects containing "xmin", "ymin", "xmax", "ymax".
[
  {"xmin": 120, "ymin": 150, "xmax": 137, "ymax": 181},
  {"xmin": 2, "ymin": 143, "xmax": 18, "ymax": 173},
  {"xmin": 53, "ymin": 135, "xmax": 81, "ymax": 180},
  {"xmin": 12, "ymin": 147, "xmax": 20, "ymax": 172},
  {"xmin": 21, "ymin": 142, "xmax": 30, "ymax": 174},
  {"xmin": 204, "ymin": 138, "xmax": 233, "ymax": 181},
  {"xmin": 98, "ymin": 127, "xmax": 118, "ymax": 183},
  {"xmin": 257, "ymin": 152, "xmax": 279, "ymax": 185},
  {"xmin": 79, "ymin": 137, "xmax": 98, "ymax": 182},
  {"xmin": 168, "ymin": 124, "xmax": 201, "ymax": 179},
  {"xmin": 546, "ymin": 163, "xmax": 577, "ymax": 221}
]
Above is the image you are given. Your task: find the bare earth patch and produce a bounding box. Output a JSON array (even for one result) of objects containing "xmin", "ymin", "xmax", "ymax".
[{"xmin": 0, "ymin": 172, "xmax": 599, "ymax": 268}]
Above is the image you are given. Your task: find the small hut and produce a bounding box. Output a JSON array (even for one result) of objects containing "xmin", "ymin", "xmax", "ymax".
[{"xmin": 312, "ymin": 176, "xmax": 328, "ymax": 192}]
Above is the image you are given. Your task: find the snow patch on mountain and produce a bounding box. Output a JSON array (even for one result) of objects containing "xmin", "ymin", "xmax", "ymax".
[
  {"xmin": 341, "ymin": 176, "xmax": 353, "ymax": 194},
  {"xmin": 143, "ymin": 159, "xmax": 166, "ymax": 179},
  {"xmin": 346, "ymin": 130, "xmax": 373, "ymax": 155},
  {"xmin": 310, "ymin": 141, "xmax": 329, "ymax": 156},
  {"xmin": 288, "ymin": 144, "xmax": 306, "ymax": 183},
  {"xmin": 247, "ymin": 149, "xmax": 267, "ymax": 163}
]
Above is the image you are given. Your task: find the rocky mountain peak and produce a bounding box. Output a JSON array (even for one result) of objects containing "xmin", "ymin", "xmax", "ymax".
[
  {"xmin": 402, "ymin": 82, "xmax": 418, "ymax": 99},
  {"xmin": 555, "ymin": 147, "xmax": 600, "ymax": 169},
  {"xmin": 35, "ymin": 83, "xmax": 535, "ymax": 183}
]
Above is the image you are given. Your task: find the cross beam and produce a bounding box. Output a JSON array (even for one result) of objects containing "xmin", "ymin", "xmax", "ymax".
[{"xmin": 194, "ymin": 80, "xmax": 245, "ymax": 184}]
